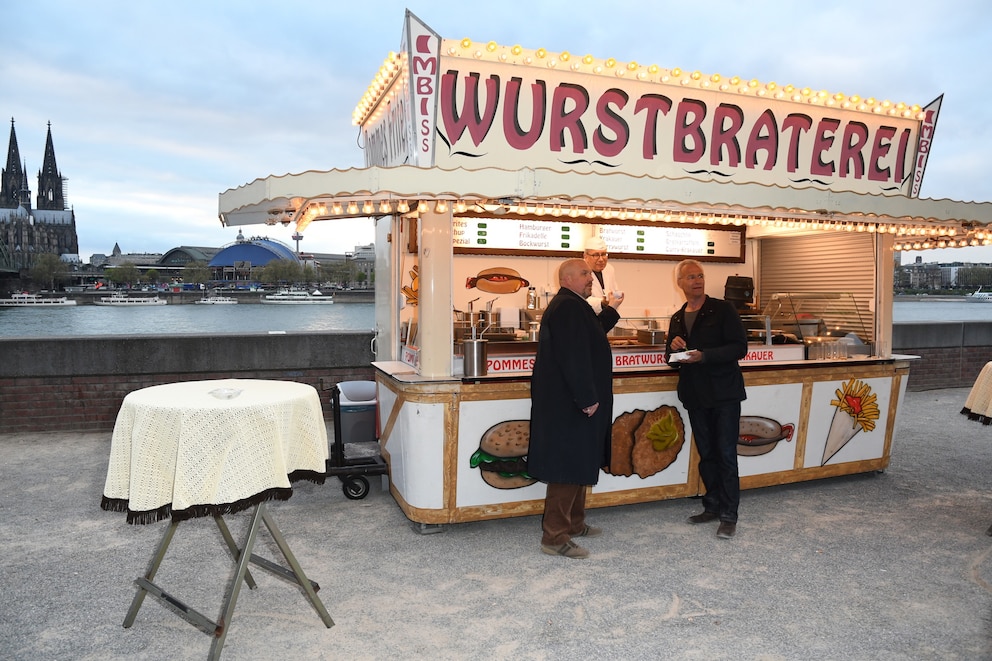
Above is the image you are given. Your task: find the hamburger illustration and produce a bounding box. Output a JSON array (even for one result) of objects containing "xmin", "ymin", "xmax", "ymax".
[
  {"xmin": 469, "ymin": 420, "xmax": 537, "ymax": 488},
  {"xmin": 605, "ymin": 405, "xmax": 685, "ymax": 478}
]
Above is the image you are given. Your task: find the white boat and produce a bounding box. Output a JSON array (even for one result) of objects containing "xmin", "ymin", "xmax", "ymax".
[
  {"xmin": 967, "ymin": 287, "xmax": 992, "ymax": 302},
  {"xmin": 0, "ymin": 292, "xmax": 77, "ymax": 307},
  {"xmin": 194, "ymin": 295, "xmax": 238, "ymax": 305},
  {"xmin": 260, "ymin": 289, "xmax": 335, "ymax": 305},
  {"xmin": 94, "ymin": 292, "xmax": 167, "ymax": 307}
]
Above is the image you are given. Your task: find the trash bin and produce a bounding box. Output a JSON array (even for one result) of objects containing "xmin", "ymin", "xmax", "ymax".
[{"xmin": 336, "ymin": 380, "xmax": 377, "ymax": 444}]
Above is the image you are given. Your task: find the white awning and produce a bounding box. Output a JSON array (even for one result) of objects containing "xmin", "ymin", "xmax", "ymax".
[{"xmin": 218, "ymin": 165, "xmax": 992, "ymax": 246}]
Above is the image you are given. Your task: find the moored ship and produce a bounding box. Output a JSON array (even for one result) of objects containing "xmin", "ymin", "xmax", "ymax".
[
  {"xmin": 0, "ymin": 292, "xmax": 77, "ymax": 307},
  {"xmin": 260, "ymin": 289, "xmax": 335, "ymax": 305},
  {"xmin": 93, "ymin": 292, "xmax": 167, "ymax": 307}
]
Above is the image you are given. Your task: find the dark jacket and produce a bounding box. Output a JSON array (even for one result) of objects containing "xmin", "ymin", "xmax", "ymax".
[
  {"xmin": 527, "ymin": 288, "xmax": 620, "ymax": 485},
  {"xmin": 665, "ymin": 295, "xmax": 747, "ymax": 410}
]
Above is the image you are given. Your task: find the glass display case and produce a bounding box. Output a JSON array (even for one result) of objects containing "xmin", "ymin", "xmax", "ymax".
[
  {"xmin": 761, "ymin": 292, "xmax": 872, "ymax": 352},
  {"xmin": 609, "ymin": 316, "xmax": 670, "ymax": 345}
]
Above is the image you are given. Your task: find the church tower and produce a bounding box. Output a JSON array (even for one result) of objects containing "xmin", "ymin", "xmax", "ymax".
[
  {"xmin": 1, "ymin": 118, "xmax": 27, "ymax": 209},
  {"xmin": 36, "ymin": 122, "xmax": 66, "ymax": 211},
  {"xmin": 0, "ymin": 119, "xmax": 80, "ymax": 270}
]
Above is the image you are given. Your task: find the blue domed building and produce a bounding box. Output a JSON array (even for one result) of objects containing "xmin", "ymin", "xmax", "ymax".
[{"xmin": 206, "ymin": 231, "xmax": 301, "ymax": 280}]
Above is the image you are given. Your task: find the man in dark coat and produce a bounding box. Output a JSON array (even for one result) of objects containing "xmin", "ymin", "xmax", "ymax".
[
  {"xmin": 665, "ymin": 259, "xmax": 748, "ymax": 539},
  {"xmin": 528, "ymin": 258, "xmax": 621, "ymax": 559}
]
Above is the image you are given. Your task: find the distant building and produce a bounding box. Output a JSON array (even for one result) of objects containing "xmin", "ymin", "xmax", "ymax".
[
  {"xmin": 0, "ymin": 119, "xmax": 80, "ymax": 271},
  {"xmin": 895, "ymin": 256, "xmax": 992, "ymax": 290}
]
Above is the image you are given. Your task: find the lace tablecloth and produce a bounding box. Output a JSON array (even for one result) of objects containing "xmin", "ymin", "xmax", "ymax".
[
  {"xmin": 962, "ymin": 362, "xmax": 992, "ymax": 424},
  {"xmin": 102, "ymin": 379, "xmax": 328, "ymax": 523}
]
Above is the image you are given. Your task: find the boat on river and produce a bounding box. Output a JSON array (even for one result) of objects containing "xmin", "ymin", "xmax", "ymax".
[
  {"xmin": 194, "ymin": 295, "xmax": 238, "ymax": 305},
  {"xmin": 0, "ymin": 292, "xmax": 77, "ymax": 307},
  {"xmin": 94, "ymin": 292, "xmax": 167, "ymax": 307},
  {"xmin": 260, "ymin": 289, "xmax": 335, "ymax": 305},
  {"xmin": 967, "ymin": 287, "xmax": 992, "ymax": 302}
]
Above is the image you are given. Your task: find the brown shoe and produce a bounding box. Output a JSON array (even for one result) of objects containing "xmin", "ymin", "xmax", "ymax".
[
  {"xmin": 575, "ymin": 524, "xmax": 602, "ymax": 538},
  {"xmin": 717, "ymin": 521, "xmax": 737, "ymax": 539},
  {"xmin": 541, "ymin": 540, "xmax": 590, "ymax": 559},
  {"xmin": 687, "ymin": 511, "xmax": 719, "ymax": 524}
]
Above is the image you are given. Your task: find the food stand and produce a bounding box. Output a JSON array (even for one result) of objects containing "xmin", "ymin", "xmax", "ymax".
[{"xmin": 219, "ymin": 10, "xmax": 992, "ymax": 528}]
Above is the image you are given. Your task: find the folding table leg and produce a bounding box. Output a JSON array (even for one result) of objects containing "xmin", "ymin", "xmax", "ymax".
[
  {"xmin": 123, "ymin": 519, "xmax": 179, "ymax": 628},
  {"xmin": 208, "ymin": 503, "xmax": 266, "ymax": 660},
  {"xmin": 214, "ymin": 515, "xmax": 257, "ymax": 589},
  {"xmin": 258, "ymin": 504, "xmax": 334, "ymax": 627}
]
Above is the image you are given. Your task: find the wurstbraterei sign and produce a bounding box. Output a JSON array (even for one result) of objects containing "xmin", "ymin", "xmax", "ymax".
[{"xmin": 361, "ymin": 12, "xmax": 933, "ymax": 198}]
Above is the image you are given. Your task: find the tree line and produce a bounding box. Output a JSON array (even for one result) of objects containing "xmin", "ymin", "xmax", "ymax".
[{"xmin": 27, "ymin": 255, "xmax": 370, "ymax": 290}]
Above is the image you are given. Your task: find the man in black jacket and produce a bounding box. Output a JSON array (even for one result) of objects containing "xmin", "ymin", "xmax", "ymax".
[
  {"xmin": 528, "ymin": 259, "xmax": 621, "ymax": 559},
  {"xmin": 665, "ymin": 259, "xmax": 747, "ymax": 539}
]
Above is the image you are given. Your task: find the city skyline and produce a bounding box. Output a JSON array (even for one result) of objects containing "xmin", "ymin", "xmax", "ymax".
[{"xmin": 4, "ymin": 1, "xmax": 989, "ymax": 265}]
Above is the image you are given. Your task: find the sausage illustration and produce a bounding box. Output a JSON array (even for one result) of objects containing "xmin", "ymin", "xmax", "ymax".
[
  {"xmin": 466, "ymin": 267, "xmax": 530, "ymax": 294},
  {"xmin": 737, "ymin": 416, "xmax": 795, "ymax": 456}
]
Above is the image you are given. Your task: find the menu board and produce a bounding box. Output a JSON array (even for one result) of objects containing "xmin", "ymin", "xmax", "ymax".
[{"xmin": 452, "ymin": 217, "xmax": 744, "ymax": 261}]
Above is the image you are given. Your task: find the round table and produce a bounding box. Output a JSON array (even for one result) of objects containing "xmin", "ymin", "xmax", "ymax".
[
  {"xmin": 102, "ymin": 378, "xmax": 328, "ymax": 522},
  {"xmin": 100, "ymin": 378, "xmax": 334, "ymax": 659}
]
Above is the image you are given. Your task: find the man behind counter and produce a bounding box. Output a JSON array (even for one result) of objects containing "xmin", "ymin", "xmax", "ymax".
[
  {"xmin": 665, "ymin": 259, "xmax": 748, "ymax": 540},
  {"xmin": 583, "ymin": 237, "xmax": 624, "ymax": 314}
]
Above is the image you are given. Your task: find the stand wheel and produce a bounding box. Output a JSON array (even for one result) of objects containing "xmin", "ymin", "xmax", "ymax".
[{"xmin": 342, "ymin": 475, "xmax": 370, "ymax": 500}]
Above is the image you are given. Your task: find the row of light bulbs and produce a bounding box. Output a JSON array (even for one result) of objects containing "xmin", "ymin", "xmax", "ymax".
[
  {"xmin": 895, "ymin": 238, "xmax": 991, "ymax": 251},
  {"xmin": 301, "ymin": 198, "xmax": 966, "ymax": 242},
  {"xmin": 352, "ymin": 37, "xmax": 924, "ymax": 126},
  {"xmin": 354, "ymin": 51, "xmax": 402, "ymax": 125},
  {"xmin": 448, "ymin": 39, "xmax": 920, "ymax": 117}
]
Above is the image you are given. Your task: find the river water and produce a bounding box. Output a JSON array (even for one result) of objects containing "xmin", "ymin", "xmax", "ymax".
[
  {"xmin": 0, "ymin": 302, "xmax": 376, "ymax": 338},
  {"xmin": 0, "ymin": 299, "xmax": 987, "ymax": 338}
]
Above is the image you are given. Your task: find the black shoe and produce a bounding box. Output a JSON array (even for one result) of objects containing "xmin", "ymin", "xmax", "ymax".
[
  {"xmin": 717, "ymin": 521, "xmax": 737, "ymax": 539},
  {"xmin": 686, "ymin": 511, "xmax": 719, "ymax": 524}
]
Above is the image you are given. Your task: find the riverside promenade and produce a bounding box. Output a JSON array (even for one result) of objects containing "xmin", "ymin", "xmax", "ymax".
[{"xmin": 1, "ymin": 386, "xmax": 990, "ymax": 660}]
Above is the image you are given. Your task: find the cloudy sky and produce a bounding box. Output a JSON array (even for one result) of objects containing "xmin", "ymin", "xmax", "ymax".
[{"xmin": 3, "ymin": 0, "xmax": 990, "ymax": 264}]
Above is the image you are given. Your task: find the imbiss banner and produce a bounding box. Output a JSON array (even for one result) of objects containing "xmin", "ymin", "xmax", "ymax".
[{"xmin": 363, "ymin": 14, "xmax": 928, "ymax": 197}]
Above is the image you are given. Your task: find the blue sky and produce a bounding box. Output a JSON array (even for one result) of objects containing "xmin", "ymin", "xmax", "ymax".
[{"xmin": 3, "ymin": 0, "xmax": 990, "ymax": 264}]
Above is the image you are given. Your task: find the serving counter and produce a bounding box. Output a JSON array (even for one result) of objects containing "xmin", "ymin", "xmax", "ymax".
[{"xmin": 373, "ymin": 353, "xmax": 912, "ymax": 526}]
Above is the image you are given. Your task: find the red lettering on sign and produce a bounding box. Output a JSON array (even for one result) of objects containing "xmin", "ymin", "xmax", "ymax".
[
  {"xmin": 440, "ymin": 71, "xmax": 500, "ymax": 147},
  {"xmin": 550, "ymin": 83, "xmax": 590, "ymax": 152},
  {"xmin": 592, "ymin": 88, "xmax": 629, "ymax": 158},
  {"xmin": 503, "ymin": 77, "xmax": 546, "ymax": 150},
  {"xmin": 781, "ymin": 114, "xmax": 813, "ymax": 173},
  {"xmin": 673, "ymin": 98, "xmax": 707, "ymax": 163},
  {"xmin": 745, "ymin": 109, "xmax": 778, "ymax": 170},
  {"xmin": 711, "ymin": 104, "xmax": 744, "ymax": 167},
  {"xmin": 634, "ymin": 94, "xmax": 673, "ymax": 159},
  {"xmin": 810, "ymin": 117, "xmax": 840, "ymax": 177},
  {"xmin": 839, "ymin": 121, "xmax": 868, "ymax": 179}
]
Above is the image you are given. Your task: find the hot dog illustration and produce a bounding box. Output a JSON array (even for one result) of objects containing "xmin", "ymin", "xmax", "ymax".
[
  {"xmin": 466, "ymin": 267, "xmax": 530, "ymax": 294},
  {"xmin": 737, "ymin": 416, "xmax": 795, "ymax": 456}
]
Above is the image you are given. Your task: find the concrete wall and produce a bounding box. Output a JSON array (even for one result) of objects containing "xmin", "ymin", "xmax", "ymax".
[
  {"xmin": 0, "ymin": 332, "xmax": 375, "ymax": 434},
  {"xmin": 892, "ymin": 322, "xmax": 992, "ymax": 391},
  {"xmin": 2, "ymin": 323, "xmax": 990, "ymax": 434}
]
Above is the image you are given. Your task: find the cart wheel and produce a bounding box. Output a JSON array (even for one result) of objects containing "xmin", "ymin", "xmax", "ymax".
[{"xmin": 342, "ymin": 476, "xmax": 370, "ymax": 500}]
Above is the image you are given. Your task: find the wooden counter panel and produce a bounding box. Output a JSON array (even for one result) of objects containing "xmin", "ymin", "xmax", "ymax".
[{"xmin": 374, "ymin": 359, "xmax": 910, "ymax": 526}]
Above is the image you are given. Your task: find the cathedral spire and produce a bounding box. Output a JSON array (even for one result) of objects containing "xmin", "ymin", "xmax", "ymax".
[
  {"xmin": 36, "ymin": 121, "xmax": 65, "ymax": 210},
  {"xmin": 1, "ymin": 118, "xmax": 25, "ymax": 209}
]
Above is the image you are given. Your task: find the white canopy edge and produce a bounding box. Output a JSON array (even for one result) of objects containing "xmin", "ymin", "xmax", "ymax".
[{"xmin": 218, "ymin": 165, "xmax": 992, "ymax": 230}]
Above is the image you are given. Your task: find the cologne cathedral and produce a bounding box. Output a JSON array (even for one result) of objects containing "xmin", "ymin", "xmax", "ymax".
[{"xmin": 0, "ymin": 119, "xmax": 80, "ymax": 272}]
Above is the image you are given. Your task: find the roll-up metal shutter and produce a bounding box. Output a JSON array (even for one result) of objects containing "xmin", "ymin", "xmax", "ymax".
[{"xmin": 758, "ymin": 233, "xmax": 876, "ymax": 339}]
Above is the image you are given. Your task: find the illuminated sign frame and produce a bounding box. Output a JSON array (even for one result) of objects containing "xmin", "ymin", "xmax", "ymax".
[{"xmin": 452, "ymin": 215, "xmax": 745, "ymax": 262}]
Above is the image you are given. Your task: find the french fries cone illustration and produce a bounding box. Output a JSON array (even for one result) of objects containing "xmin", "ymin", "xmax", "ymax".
[{"xmin": 822, "ymin": 378, "xmax": 880, "ymax": 465}]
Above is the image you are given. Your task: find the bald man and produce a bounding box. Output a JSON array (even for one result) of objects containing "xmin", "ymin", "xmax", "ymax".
[{"xmin": 527, "ymin": 259, "xmax": 620, "ymax": 559}]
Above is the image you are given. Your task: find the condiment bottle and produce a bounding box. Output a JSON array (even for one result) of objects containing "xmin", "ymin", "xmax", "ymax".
[{"xmin": 526, "ymin": 286, "xmax": 538, "ymax": 310}]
